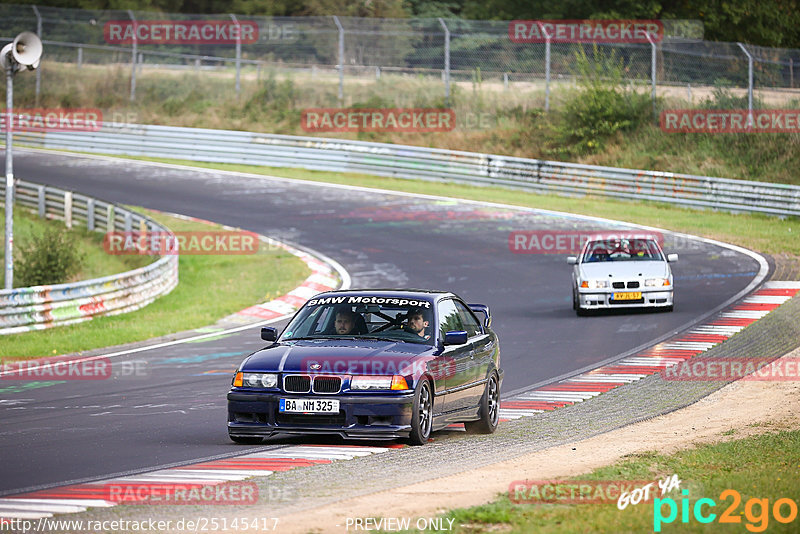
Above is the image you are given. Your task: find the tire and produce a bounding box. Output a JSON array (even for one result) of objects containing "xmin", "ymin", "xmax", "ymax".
[
  {"xmin": 464, "ymin": 372, "xmax": 500, "ymax": 435},
  {"xmin": 572, "ymin": 287, "xmax": 578, "ymax": 310},
  {"xmin": 229, "ymin": 434, "xmax": 263, "ymax": 445},
  {"xmin": 409, "ymin": 379, "xmax": 433, "ymax": 446}
]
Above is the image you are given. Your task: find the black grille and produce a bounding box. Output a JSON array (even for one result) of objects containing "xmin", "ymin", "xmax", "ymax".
[
  {"xmin": 277, "ymin": 412, "xmax": 346, "ymax": 426},
  {"xmin": 612, "ymin": 282, "xmax": 625, "ymax": 289},
  {"xmin": 284, "ymin": 375, "xmax": 311, "ymax": 393},
  {"xmin": 313, "ymin": 376, "xmax": 342, "ymax": 394},
  {"xmin": 627, "ymin": 281, "xmax": 640, "ymax": 288},
  {"xmin": 610, "ymin": 298, "xmax": 645, "ymax": 305}
]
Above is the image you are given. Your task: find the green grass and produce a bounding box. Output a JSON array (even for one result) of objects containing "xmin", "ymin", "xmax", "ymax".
[
  {"xmin": 414, "ymin": 429, "xmax": 800, "ymax": 533},
  {"xmin": 114, "ymin": 156, "xmax": 799, "ymax": 256},
  {"xmin": 0, "ymin": 206, "xmax": 153, "ymax": 284},
  {"xmin": 0, "ymin": 208, "xmax": 310, "ymax": 359}
]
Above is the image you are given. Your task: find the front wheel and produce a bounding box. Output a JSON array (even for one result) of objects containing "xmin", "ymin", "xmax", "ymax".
[
  {"xmin": 409, "ymin": 379, "xmax": 433, "ymax": 445},
  {"xmin": 465, "ymin": 372, "xmax": 500, "ymax": 434}
]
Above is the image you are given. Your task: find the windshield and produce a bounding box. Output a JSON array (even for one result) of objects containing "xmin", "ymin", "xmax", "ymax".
[
  {"xmin": 582, "ymin": 239, "xmax": 664, "ymax": 262},
  {"xmin": 280, "ymin": 295, "xmax": 435, "ymax": 345}
]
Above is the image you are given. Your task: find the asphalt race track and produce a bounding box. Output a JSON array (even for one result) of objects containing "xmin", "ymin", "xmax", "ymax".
[{"xmin": 0, "ymin": 150, "xmax": 764, "ymax": 496}]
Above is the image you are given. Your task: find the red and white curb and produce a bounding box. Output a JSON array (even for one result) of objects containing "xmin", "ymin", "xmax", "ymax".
[
  {"xmin": 498, "ymin": 281, "xmax": 800, "ymax": 421},
  {"xmin": 0, "ymin": 445, "xmax": 397, "ymax": 520}
]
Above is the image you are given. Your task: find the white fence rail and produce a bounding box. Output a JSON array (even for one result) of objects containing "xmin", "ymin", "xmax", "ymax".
[
  {"xmin": 0, "ymin": 179, "xmax": 178, "ymax": 335},
  {"xmin": 15, "ymin": 124, "xmax": 800, "ymax": 217}
]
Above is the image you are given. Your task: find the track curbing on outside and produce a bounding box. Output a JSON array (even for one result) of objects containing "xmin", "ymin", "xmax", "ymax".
[{"xmin": 1, "ymin": 281, "xmax": 798, "ymax": 522}]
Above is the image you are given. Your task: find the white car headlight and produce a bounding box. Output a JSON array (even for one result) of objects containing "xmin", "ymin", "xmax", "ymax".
[
  {"xmin": 581, "ymin": 279, "xmax": 609, "ymax": 289},
  {"xmin": 350, "ymin": 376, "xmax": 394, "ymax": 390},
  {"xmin": 645, "ymin": 278, "xmax": 671, "ymax": 287},
  {"xmin": 241, "ymin": 372, "xmax": 278, "ymax": 388}
]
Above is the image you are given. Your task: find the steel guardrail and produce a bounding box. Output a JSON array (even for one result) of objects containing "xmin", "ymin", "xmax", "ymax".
[
  {"xmin": 14, "ymin": 124, "xmax": 800, "ymax": 217},
  {"xmin": 0, "ymin": 179, "xmax": 178, "ymax": 335}
]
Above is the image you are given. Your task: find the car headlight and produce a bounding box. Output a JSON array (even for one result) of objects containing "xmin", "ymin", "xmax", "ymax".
[
  {"xmin": 233, "ymin": 372, "xmax": 278, "ymax": 388},
  {"xmin": 580, "ymin": 279, "xmax": 609, "ymax": 289},
  {"xmin": 645, "ymin": 278, "xmax": 671, "ymax": 287},
  {"xmin": 351, "ymin": 375, "xmax": 410, "ymax": 391}
]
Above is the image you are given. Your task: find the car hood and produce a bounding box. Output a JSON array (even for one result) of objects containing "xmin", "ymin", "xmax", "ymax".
[
  {"xmin": 579, "ymin": 261, "xmax": 669, "ymax": 280},
  {"xmin": 242, "ymin": 339, "xmax": 436, "ymax": 375}
]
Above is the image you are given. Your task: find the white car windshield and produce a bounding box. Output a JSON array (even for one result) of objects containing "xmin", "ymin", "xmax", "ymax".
[
  {"xmin": 582, "ymin": 239, "xmax": 664, "ymax": 262},
  {"xmin": 281, "ymin": 297, "xmax": 435, "ymax": 345}
]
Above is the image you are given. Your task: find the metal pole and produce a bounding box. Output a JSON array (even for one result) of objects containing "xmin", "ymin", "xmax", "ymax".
[
  {"xmin": 737, "ymin": 42, "xmax": 753, "ymax": 126},
  {"xmin": 646, "ymin": 32, "xmax": 657, "ymax": 120},
  {"xmin": 438, "ymin": 18, "xmax": 450, "ymax": 107},
  {"xmin": 790, "ymin": 58, "xmax": 794, "ymax": 89},
  {"xmin": 333, "ymin": 16, "xmax": 344, "ymax": 102},
  {"xmin": 537, "ymin": 22, "xmax": 551, "ymax": 112},
  {"xmin": 32, "ymin": 5, "xmax": 41, "ymax": 104},
  {"xmin": 230, "ymin": 14, "xmax": 241, "ymax": 96},
  {"xmin": 128, "ymin": 9, "xmax": 137, "ymax": 101},
  {"xmin": 77, "ymin": 46, "xmax": 82, "ymax": 69},
  {"xmin": 4, "ymin": 65, "xmax": 14, "ymax": 289}
]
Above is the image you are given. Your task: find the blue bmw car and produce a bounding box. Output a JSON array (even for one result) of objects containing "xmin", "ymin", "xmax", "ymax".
[{"xmin": 227, "ymin": 290, "xmax": 502, "ymax": 445}]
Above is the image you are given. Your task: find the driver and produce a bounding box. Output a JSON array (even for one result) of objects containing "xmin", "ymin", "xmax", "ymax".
[
  {"xmin": 404, "ymin": 308, "xmax": 430, "ymax": 340},
  {"xmin": 334, "ymin": 309, "xmax": 359, "ymax": 335}
]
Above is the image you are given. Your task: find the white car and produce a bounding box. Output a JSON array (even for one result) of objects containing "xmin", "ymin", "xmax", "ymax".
[{"xmin": 567, "ymin": 234, "xmax": 677, "ymax": 315}]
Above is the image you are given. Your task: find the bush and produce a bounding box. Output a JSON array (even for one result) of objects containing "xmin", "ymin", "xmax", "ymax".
[
  {"xmin": 554, "ymin": 46, "xmax": 651, "ymax": 155},
  {"xmin": 16, "ymin": 226, "xmax": 84, "ymax": 287}
]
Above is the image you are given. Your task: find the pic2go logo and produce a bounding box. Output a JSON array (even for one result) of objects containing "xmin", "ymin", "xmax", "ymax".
[{"xmin": 654, "ymin": 489, "xmax": 798, "ymax": 532}]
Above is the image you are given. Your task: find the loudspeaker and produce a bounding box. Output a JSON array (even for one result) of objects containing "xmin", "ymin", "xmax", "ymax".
[{"xmin": 12, "ymin": 32, "xmax": 42, "ymax": 70}]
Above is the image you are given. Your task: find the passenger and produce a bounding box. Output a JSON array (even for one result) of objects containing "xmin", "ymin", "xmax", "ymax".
[{"xmin": 404, "ymin": 308, "xmax": 431, "ymax": 340}]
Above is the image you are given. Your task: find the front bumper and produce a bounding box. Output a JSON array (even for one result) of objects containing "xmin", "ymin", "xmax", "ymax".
[
  {"xmin": 577, "ymin": 289, "xmax": 673, "ymax": 309},
  {"xmin": 227, "ymin": 391, "xmax": 415, "ymax": 440}
]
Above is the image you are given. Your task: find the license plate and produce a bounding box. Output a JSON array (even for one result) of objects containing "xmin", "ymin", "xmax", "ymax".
[
  {"xmin": 613, "ymin": 292, "xmax": 642, "ymax": 301},
  {"xmin": 279, "ymin": 398, "xmax": 339, "ymax": 414}
]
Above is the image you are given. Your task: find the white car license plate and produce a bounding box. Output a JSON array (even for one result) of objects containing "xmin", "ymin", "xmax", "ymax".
[{"xmin": 279, "ymin": 398, "xmax": 339, "ymax": 414}]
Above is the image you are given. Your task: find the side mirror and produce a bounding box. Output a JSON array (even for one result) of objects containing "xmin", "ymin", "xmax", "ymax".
[
  {"xmin": 667, "ymin": 254, "xmax": 679, "ymax": 263},
  {"xmin": 261, "ymin": 327, "xmax": 277, "ymax": 342},
  {"xmin": 567, "ymin": 256, "xmax": 577, "ymax": 265},
  {"xmin": 443, "ymin": 330, "xmax": 468, "ymax": 346}
]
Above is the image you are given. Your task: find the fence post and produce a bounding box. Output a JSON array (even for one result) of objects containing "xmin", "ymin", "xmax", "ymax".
[
  {"xmin": 77, "ymin": 47, "xmax": 83, "ymax": 69},
  {"xmin": 439, "ymin": 18, "xmax": 450, "ymax": 107},
  {"xmin": 536, "ymin": 22, "xmax": 551, "ymax": 112},
  {"xmin": 333, "ymin": 16, "xmax": 344, "ymax": 103},
  {"xmin": 503, "ymin": 72, "xmax": 509, "ymax": 91},
  {"xmin": 737, "ymin": 42, "xmax": 754, "ymax": 126},
  {"xmin": 31, "ymin": 5, "xmax": 42, "ymax": 104},
  {"xmin": 646, "ymin": 31, "xmax": 657, "ymax": 120},
  {"xmin": 124, "ymin": 212, "xmax": 132, "ymax": 233},
  {"xmin": 790, "ymin": 58, "xmax": 794, "ymax": 89},
  {"xmin": 37, "ymin": 185, "xmax": 45, "ymax": 218},
  {"xmin": 107, "ymin": 204, "xmax": 114, "ymax": 231},
  {"xmin": 64, "ymin": 191, "xmax": 73, "ymax": 229},
  {"xmin": 87, "ymin": 198, "xmax": 95, "ymax": 231},
  {"xmin": 128, "ymin": 9, "xmax": 137, "ymax": 101},
  {"xmin": 230, "ymin": 14, "xmax": 242, "ymax": 96}
]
